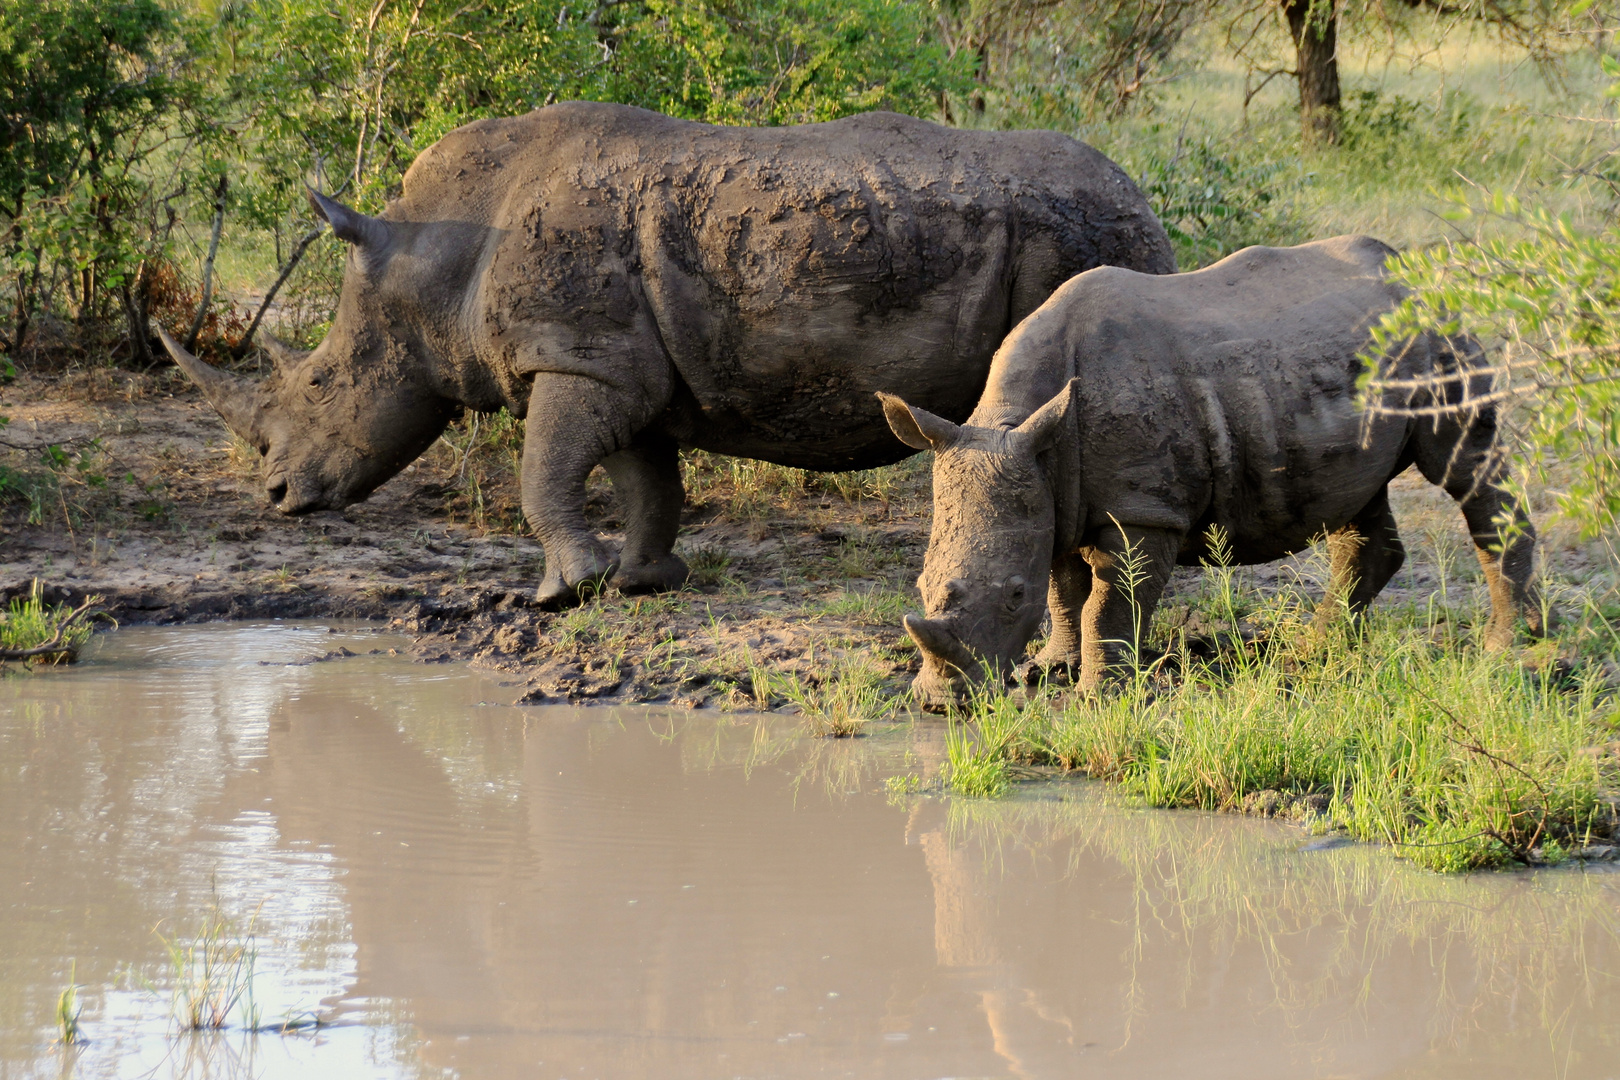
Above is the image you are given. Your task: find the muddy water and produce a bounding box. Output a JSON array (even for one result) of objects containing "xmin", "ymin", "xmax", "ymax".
[{"xmin": 3, "ymin": 626, "xmax": 1619, "ymax": 1079}]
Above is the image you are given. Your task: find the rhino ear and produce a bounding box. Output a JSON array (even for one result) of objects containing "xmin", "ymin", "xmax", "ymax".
[
  {"xmin": 1013, "ymin": 378, "xmax": 1078, "ymax": 454},
  {"xmin": 306, "ymin": 187, "xmax": 391, "ymax": 249},
  {"xmin": 877, "ymin": 392, "xmax": 962, "ymax": 451}
]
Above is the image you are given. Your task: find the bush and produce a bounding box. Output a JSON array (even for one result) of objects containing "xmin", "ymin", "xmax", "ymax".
[{"xmin": 1363, "ymin": 61, "xmax": 1620, "ymax": 538}]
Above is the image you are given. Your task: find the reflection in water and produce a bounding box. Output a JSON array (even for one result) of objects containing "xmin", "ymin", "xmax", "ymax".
[{"xmin": 1, "ymin": 624, "xmax": 1618, "ymax": 1079}]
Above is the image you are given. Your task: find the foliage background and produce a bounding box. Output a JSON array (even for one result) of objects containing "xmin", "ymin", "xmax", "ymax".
[{"xmin": 1, "ymin": 0, "xmax": 1617, "ymax": 524}]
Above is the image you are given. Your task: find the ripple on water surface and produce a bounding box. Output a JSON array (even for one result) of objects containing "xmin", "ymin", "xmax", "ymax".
[{"xmin": 2, "ymin": 623, "xmax": 1619, "ymax": 1079}]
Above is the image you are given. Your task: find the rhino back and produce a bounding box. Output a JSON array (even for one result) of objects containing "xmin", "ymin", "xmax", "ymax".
[
  {"xmin": 401, "ymin": 103, "xmax": 1171, "ymax": 470},
  {"xmin": 982, "ymin": 237, "xmax": 1416, "ymax": 559}
]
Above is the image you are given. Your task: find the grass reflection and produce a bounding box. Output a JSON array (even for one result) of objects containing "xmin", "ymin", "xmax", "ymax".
[{"xmin": 943, "ymin": 785, "xmax": 1620, "ymax": 1046}]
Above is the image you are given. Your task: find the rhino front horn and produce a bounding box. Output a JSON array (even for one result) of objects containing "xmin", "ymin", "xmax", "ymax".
[
  {"xmin": 903, "ymin": 613, "xmax": 977, "ymax": 675},
  {"xmin": 156, "ymin": 326, "xmax": 263, "ymax": 446},
  {"xmin": 306, "ymin": 187, "xmax": 391, "ymax": 249}
]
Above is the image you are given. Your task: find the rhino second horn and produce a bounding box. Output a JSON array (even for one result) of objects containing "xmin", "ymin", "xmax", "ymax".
[
  {"xmin": 259, "ymin": 333, "xmax": 310, "ymax": 372},
  {"xmin": 306, "ymin": 187, "xmax": 391, "ymax": 249},
  {"xmin": 903, "ymin": 614, "xmax": 978, "ymax": 675},
  {"xmin": 156, "ymin": 326, "xmax": 263, "ymax": 445}
]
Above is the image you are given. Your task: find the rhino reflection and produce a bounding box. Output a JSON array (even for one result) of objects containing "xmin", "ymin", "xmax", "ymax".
[{"xmin": 913, "ymin": 808, "xmax": 1081, "ymax": 1078}]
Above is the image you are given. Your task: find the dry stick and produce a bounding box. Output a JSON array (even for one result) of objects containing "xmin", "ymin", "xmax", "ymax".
[
  {"xmin": 185, "ymin": 174, "xmax": 229, "ymax": 352},
  {"xmin": 1417, "ymin": 687, "xmax": 1552, "ymax": 864},
  {"xmin": 0, "ymin": 596, "xmax": 103, "ymax": 661},
  {"xmin": 1360, "ymin": 681, "xmax": 1549, "ymax": 864},
  {"xmin": 231, "ymin": 225, "xmax": 323, "ymax": 360}
]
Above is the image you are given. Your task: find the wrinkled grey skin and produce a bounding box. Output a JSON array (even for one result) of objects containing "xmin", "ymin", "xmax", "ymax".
[
  {"xmin": 882, "ymin": 236, "xmax": 1542, "ymax": 709},
  {"xmin": 157, "ymin": 102, "xmax": 1174, "ymax": 608}
]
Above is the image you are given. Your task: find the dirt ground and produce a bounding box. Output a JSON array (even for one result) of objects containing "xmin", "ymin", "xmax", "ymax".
[{"xmin": 1, "ymin": 367, "xmax": 1613, "ymax": 708}]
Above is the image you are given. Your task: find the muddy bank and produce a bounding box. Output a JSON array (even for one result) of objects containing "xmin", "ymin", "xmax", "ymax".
[
  {"xmin": 2, "ymin": 368, "xmax": 1609, "ymax": 706},
  {"xmin": 0, "ymin": 370, "xmax": 935, "ymax": 706}
]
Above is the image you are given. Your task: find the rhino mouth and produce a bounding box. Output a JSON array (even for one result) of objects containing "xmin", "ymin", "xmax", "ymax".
[
  {"xmin": 904, "ymin": 613, "xmax": 996, "ymax": 711},
  {"xmin": 265, "ymin": 474, "xmax": 335, "ymax": 515}
]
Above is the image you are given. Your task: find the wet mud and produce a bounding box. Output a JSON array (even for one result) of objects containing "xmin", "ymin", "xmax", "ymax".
[{"xmin": 0, "ymin": 371, "xmax": 942, "ymax": 705}]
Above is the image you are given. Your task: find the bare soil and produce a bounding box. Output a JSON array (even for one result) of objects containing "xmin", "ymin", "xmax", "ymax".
[
  {"xmin": 2, "ymin": 368, "xmax": 1611, "ymax": 707},
  {"xmin": 0, "ymin": 369, "xmax": 934, "ymax": 706}
]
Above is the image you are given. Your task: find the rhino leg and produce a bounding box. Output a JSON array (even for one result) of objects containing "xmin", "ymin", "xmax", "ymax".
[
  {"xmin": 1029, "ymin": 552, "xmax": 1093, "ymax": 680},
  {"xmin": 602, "ymin": 431, "xmax": 689, "ymax": 595},
  {"xmin": 1077, "ymin": 525, "xmax": 1180, "ymax": 692},
  {"xmin": 1313, "ymin": 486, "xmax": 1405, "ymax": 635},
  {"xmin": 522, "ymin": 374, "xmax": 627, "ymax": 609},
  {"xmin": 1411, "ymin": 413, "xmax": 1543, "ymax": 650},
  {"xmin": 1464, "ymin": 496, "xmax": 1541, "ymax": 650}
]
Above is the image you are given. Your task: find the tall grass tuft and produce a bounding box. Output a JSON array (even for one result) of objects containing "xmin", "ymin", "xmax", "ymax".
[
  {"xmin": 945, "ymin": 686, "xmax": 1048, "ymax": 798},
  {"xmin": 751, "ymin": 653, "xmax": 898, "ymax": 737},
  {"xmin": 153, "ymin": 899, "xmax": 262, "ymax": 1032}
]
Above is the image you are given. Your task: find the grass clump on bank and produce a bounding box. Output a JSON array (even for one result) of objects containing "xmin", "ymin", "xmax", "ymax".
[
  {"xmin": 946, "ymin": 544, "xmax": 1620, "ymax": 873},
  {"xmin": 1029, "ymin": 632, "xmax": 1615, "ymax": 871},
  {"xmin": 750, "ymin": 652, "xmax": 899, "ymax": 737},
  {"xmin": 0, "ymin": 590, "xmax": 101, "ymax": 664}
]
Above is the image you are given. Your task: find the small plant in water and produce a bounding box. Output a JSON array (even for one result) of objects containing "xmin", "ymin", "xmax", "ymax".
[
  {"xmin": 945, "ymin": 713, "xmax": 1010, "ymax": 797},
  {"xmin": 153, "ymin": 898, "xmax": 262, "ymax": 1032},
  {"xmin": 884, "ymin": 773, "xmax": 925, "ymax": 798},
  {"xmin": 55, "ymin": 962, "xmax": 84, "ymax": 1046}
]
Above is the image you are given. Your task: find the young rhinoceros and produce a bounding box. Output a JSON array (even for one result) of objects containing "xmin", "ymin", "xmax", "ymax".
[{"xmin": 879, "ymin": 235, "xmax": 1541, "ymax": 708}]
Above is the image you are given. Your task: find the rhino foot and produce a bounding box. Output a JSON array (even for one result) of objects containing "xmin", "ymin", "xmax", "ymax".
[
  {"xmin": 1021, "ymin": 648, "xmax": 1079, "ymax": 686},
  {"xmin": 612, "ymin": 554, "xmax": 690, "ymax": 596},
  {"xmin": 1480, "ymin": 614, "xmax": 1518, "ymax": 653},
  {"xmin": 534, "ymin": 551, "xmax": 619, "ymax": 611}
]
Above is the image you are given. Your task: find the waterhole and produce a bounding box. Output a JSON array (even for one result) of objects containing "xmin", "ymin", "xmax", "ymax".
[{"xmin": 3, "ymin": 624, "xmax": 1618, "ymax": 1078}]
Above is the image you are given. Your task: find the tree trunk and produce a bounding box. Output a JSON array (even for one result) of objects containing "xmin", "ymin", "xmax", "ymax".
[
  {"xmin": 185, "ymin": 174, "xmax": 229, "ymax": 352},
  {"xmin": 121, "ymin": 268, "xmax": 153, "ymax": 369},
  {"xmin": 1283, "ymin": 0, "xmax": 1341, "ymax": 145},
  {"xmin": 231, "ymin": 225, "xmax": 322, "ymax": 360}
]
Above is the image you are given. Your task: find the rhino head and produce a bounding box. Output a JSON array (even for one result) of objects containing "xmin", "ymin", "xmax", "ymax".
[
  {"xmin": 159, "ymin": 189, "xmax": 460, "ymax": 514},
  {"xmin": 879, "ymin": 384, "xmax": 1075, "ymax": 710}
]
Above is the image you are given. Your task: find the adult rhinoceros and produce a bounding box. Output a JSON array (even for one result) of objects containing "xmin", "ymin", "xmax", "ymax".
[
  {"xmin": 879, "ymin": 235, "xmax": 1541, "ymax": 707},
  {"xmin": 158, "ymin": 101, "xmax": 1174, "ymax": 606}
]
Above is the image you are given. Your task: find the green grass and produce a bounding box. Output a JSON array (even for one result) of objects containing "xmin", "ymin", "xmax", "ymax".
[
  {"xmin": 681, "ymin": 543, "xmax": 736, "ymax": 587},
  {"xmin": 750, "ymin": 652, "xmax": 901, "ymax": 737},
  {"xmin": 54, "ymin": 962, "xmax": 83, "ymax": 1046},
  {"xmin": 945, "ymin": 535, "xmax": 1619, "ymax": 872},
  {"xmin": 679, "ymin": 450, "xmax": 932, "ymax": 527},
  {"xmin": 820, "ymin": 584, "xmax": 915, "ymax": 625},
  {"xmin": 1035, "ymin": 41, "xmax": 1617, "ymax": 271},
  {"xmin": 152, "ymin": 899, "xmax": 262, "ymax": 1032},
  {"xmin": 945, "ymin": 687, "xmax": 1041, "ymax": 798},
  {"xmin": 0, "ymin": 590, "xmax": 99, "ymax": 663}
]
